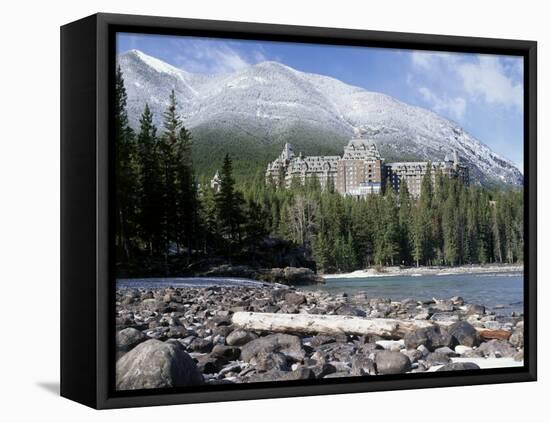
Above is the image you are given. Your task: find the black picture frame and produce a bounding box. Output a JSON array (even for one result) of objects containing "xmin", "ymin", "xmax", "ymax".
[{"xmin": 61, "ymin": 12, "xmax": 537, "ymax": 409}]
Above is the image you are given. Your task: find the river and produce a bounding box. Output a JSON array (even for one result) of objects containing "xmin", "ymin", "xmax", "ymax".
[{"xmin": 302, "ymin": 272, "xmax": 524, "ymax": 315}]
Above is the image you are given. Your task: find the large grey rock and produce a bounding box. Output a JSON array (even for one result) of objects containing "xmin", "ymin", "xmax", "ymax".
[
  {"xmin": 375, "ymin": 351, "xmax": 411, "ymax": 374},
  {"xmin": 404, "ymin": 328, "xmax": 430, "ymax": 349},
  {"xmin": 405, "ymin": 326, "xmax": 454, "ymax": 350},
  {"xmin": 195, "ymin": 354, "xmax": 228, "ymax": 374},
  {"xmin": 116, "ymin": 339, "xmax": 203, "ymax": 390},
  {"xmin": 226, "ymin": 330, "xmax": 258, "ymax": 346},
  {"xmin": 436, "ymin": 362, "xmax": 481, "ymax": 371},
  {"xmin": 310, "ymin": 363, "xmax": 337, "ymax": 378},
  {"xmin": 211, "ymin": 345, "xmax": 241, "ymax": 360},
  {"xmin": 477, "ymin": 340, "xmax": 517, "ymax": 358},
  {"xmin": 351, "ymin": 355, "xmax": 376, "ymax": 376},
  {"xmin": 188, "ymin": 337, "xmax": 213, "ymax": 353},
  {"xmin": 427, "ymin": 326, "xmax": 456, "ymax": 349},
  {"xmin": 251, "ymin": 351, "xmax": 290, "ymax": 372},
  {"xmin": 284, "ymin": 292, "xmax": 306, "ymax": 306},
  {"xmin": 116, "ymin": 328, "xmax": 147, "ymax": 353},
  {"xmin": 241, "ymin": 333, "xmax": 305, "ymax": 362},
  {"xmin": 449, "ymin": 321, "xmax": 480, "ymax": 347}
]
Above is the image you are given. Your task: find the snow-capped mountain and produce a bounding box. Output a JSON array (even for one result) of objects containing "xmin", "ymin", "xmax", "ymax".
[{"xmin": 118, "ymin": 49, "xmax": 523, "ymax": 186}]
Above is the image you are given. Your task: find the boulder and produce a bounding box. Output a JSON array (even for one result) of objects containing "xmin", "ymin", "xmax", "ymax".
[
  {"xmin": 425, "ymin": 326, "xmax": 455, "ymax": 349},
  {"xmin": 310, "ymin": 363, "xmax": 337, "ymax": 378},
  {"xmin": 165, "ymin": 326, "xmax": 189, "ymax": 339},
  {"xmin": 116, "ymin": 327, "xmax": 147, "ymax": 353},
  {"xmin": 477, "ymin": 340, "xmax": 517, "ymax": 358},
  {"xmin": 404, "ymin": 325, "xmax": 454, "ymax": 350},
  {"xmin": 226, "ymin": 330, "xmax": 258, "ymax": 346},
  {"xmin": 351, "ymin": 356, "xmax": 376, "ymax": 376},
  {"xmin": 448, "ymin": 321, "xmax": 480, "ymax": 347},
  {"xmin": 252, "ymin": 351, "xmax": 290, "ymax": 372},
  {"xmin": 375, "ymin": 351, "xmax": 411, "ymax": 374},
  {"xmin": 188, "ymin": 337, "xmax": 214, "ymax": 353},
  {"xmin": 241, "ymin": 333, "xmax": 305, "ymax": 363},
  {"xmin": 404, "ymin": 348, "xmax": 424, "ymax": 363},
  {"xmin": 404, "ymin": 328, "xmax": 429, "ymax": 349},
  {"xmin": 195, "ymin": 354, "xmax": 228, "ymax": 374},
  {"xmin": 284, "ymin": 292, "xmax": 307, "ymax": 306},
  {"xmin": 116, "ymin": 339, "xmax": 203, "ymax": 390},
  {"xmin": 436, "ymin": 362, "xmax": 481, "ymax": 372},
  {"xmin": 211, "ymin": 345, "xmax": 241, "ymax": 361}
]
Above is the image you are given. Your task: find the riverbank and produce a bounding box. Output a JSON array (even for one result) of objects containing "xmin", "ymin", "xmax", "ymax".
[
  {"xmin": 323, "ymin": 264, "xmax": 524, "ymax": 279},
  {"xmin": 115, "ymin": 282, "xmax": 524, "ymax": 390}
]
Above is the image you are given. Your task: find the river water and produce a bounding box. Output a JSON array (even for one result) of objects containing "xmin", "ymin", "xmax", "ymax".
[{"xmin": 303, "ymin": 272, "xmax": 524, "ymax": 315}]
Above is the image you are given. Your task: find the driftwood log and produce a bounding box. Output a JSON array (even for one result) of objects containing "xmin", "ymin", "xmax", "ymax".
[{"xmin": 232, "ymin": 311, "xmax": 435, "ymax": 338}]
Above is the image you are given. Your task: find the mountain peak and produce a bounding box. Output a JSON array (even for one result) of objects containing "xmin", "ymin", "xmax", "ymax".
[
  {"xmin": 121, "ymin": 49, "xmax": 190, "ymax": 79},
  {"xmin": 253, "ymin": 60, "xmax": 295, "ymax": 71}
]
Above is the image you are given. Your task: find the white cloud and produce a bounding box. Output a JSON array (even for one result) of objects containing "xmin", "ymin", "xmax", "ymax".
[
  {"xmin": 418, "ymin": 86, "xmax": 466, "ymax": 121},
  {"xmin": 172, "ymin": 39, "xmax": 267, "ymax": 75},
  {"xmin": 458, "ymin": 56, "xmax": 523, "ymax": 110},
  {"xmin": 410, "ymin": 51, "xmax": 523, "ymax": 111},
  {"xmin": 411, "ymin": 51, "xmax": 459, "ymax": 70}
]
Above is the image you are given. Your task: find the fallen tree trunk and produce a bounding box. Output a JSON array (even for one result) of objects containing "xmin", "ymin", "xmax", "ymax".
[{"xmin": 232, "ymin": 311, "xmax": 434, "ymax": 338}]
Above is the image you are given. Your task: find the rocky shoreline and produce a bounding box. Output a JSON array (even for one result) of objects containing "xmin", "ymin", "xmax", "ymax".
[{"xmin": 115, "ymin": 283, "xmax": 524, "ymax": 390}]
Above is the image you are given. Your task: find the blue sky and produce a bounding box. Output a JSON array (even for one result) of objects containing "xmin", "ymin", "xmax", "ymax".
[{"xmin": 118, "ymin": 33, "xmax": 524, "ymax": 170}]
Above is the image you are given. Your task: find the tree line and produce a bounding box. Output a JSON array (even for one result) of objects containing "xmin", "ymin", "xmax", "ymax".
[
  {"xmin": 115, "ymin": 68, "xmax": 524, "ymax": 276},
  {"xmin": 115, "ymin": 67, "xmax": 269, "ymax": 275}
]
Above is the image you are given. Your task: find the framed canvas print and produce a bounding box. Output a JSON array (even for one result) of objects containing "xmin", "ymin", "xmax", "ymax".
[{"xmin": 60, "ymin": 13, "xmax": 537, "ymax": 409}]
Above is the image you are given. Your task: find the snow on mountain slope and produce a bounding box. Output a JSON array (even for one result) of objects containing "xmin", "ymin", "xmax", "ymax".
[{"xmin": 117, "ymin": 49, "xmax": 523, "ymax": 186}]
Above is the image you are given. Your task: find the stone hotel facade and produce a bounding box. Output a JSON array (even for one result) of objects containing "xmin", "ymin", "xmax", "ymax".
[{"xmin": 264, "ymin": 138, "xmax": 469, "ymax": 198}]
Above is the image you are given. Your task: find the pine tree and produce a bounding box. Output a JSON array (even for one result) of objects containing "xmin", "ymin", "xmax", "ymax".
[
  {"xmin": 114, "ymin": 66, "xmax": 139, "ymax": 261},
  {"xmin": 244, "ymin": 198, "xmax": 269, "ymax": 260},
  {"xmin": 398, "ymin": 179, "xmax": 412, "ymax": 264},
  {"xmin": 156, "ymin": 90, "xmax": 199, "ymax": 263},
  {"xmin": 313, "ymin": 233, "xmax": 332, "ymax": 273},
  {"xmin": 215, "ymin": 154, "xmax": 245, "ymax": 244},
  {"xmin": 136, "ymin": 103, "xmax": 162, "ymax": 255},
  {"xmin": 379, "ymin": 191, "xmax": 400, "ymax": 265},
  {"xmin": 442, "ymin": 183, "xmax": 459, "ymax": 265}
]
